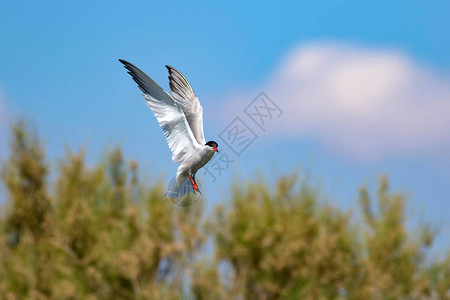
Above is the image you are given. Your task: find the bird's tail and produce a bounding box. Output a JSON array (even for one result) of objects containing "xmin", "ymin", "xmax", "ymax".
[{"xmin": 165, "ymin": 175, "xmax": 201, "ymax": 207}]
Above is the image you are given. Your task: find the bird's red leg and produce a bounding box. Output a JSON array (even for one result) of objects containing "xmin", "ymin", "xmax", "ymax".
[{"xmin": 189, "ymin": 176, "xmax": 199, "ymax": 192}]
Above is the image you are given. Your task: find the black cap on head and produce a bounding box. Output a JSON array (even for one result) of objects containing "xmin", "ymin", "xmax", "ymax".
[{"xmin": 205, "ymin": 141, "xmax": 218, "ymax": 148}]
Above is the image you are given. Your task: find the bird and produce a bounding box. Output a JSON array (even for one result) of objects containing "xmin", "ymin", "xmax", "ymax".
[{"xmin": 119, "ymin": 59, "xmax": 219, "ymax": 199}]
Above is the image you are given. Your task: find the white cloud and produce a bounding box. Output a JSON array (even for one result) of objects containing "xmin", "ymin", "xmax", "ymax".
[{"xmin": 227, "ymin": 42, "xmax": 450, "ymax": 160}]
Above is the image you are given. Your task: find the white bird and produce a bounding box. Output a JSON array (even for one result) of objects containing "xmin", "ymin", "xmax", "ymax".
[{"xmin": 119, "ymin": 60, "xmax": 219, "ymax": 198}]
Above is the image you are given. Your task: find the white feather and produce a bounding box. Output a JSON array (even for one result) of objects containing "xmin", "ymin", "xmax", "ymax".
[
  {"xmin": 119, "ymin": 60, "xmax": 201, "ymax": 163},
  {"xmin": 166, "ymin": 65, "xmax": 206, "ymax": 145}
]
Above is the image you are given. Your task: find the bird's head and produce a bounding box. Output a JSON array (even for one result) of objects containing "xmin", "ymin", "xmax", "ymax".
[{"xmin": 205, "ymin": 141, "xmax": 219, "ymax": 153}]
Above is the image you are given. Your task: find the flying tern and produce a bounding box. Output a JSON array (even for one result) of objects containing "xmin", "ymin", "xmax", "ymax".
[{"xmin": 119, "ymin": 60, "xmax": 219, "ymax": 199}]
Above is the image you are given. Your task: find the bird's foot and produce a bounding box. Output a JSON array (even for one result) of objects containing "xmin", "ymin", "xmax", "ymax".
[{"xmin": 189, "ymin": 176, "xmax": 199, "ymax": 192}]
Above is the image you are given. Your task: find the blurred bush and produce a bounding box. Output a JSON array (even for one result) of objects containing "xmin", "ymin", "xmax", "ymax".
[{"xmin": 0, "ymin": 123, "xmax": 449, "ymax": 299}]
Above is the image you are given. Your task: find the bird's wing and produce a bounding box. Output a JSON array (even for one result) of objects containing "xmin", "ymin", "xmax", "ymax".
[
  {"xmin": 165, "ymin": 65, "xmax": 206, "ymax": 145},
  {"xmin": 119, "ymin": 59, "xmax": 200, "ymax": 163}
]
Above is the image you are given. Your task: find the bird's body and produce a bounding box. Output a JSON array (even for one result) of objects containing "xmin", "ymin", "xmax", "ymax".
[
  {"xmin": 119, "ymin": 60, "xmax": 219, "ymax": 199},
  {"xmin": 177, "ymin": 146, "xmax": 215, "ymax": 178}
]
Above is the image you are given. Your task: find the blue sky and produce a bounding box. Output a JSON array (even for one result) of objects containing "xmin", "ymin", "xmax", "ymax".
[{"xmin": 1, "ymin": 1, "xmax": 449, "ymax": 250}]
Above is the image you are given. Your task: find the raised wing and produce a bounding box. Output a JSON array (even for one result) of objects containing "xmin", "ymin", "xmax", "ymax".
[
  {"xmin": 119, "ymin": 59, "xmax": 200, "ymax": 162},
  {"xmin": 166, "ymin": 65, "xmax": 206, "ymax": 145}
]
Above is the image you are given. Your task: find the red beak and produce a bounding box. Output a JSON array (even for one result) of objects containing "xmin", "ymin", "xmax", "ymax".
[{"xmin": 213, "ymin": 147, "xmax": 219, "ymax": 153}]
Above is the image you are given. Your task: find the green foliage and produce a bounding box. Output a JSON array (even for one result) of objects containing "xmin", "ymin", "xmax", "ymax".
[{"xmin": 0, "ymin": 123, "xmax": 449, "ymax": 299}]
